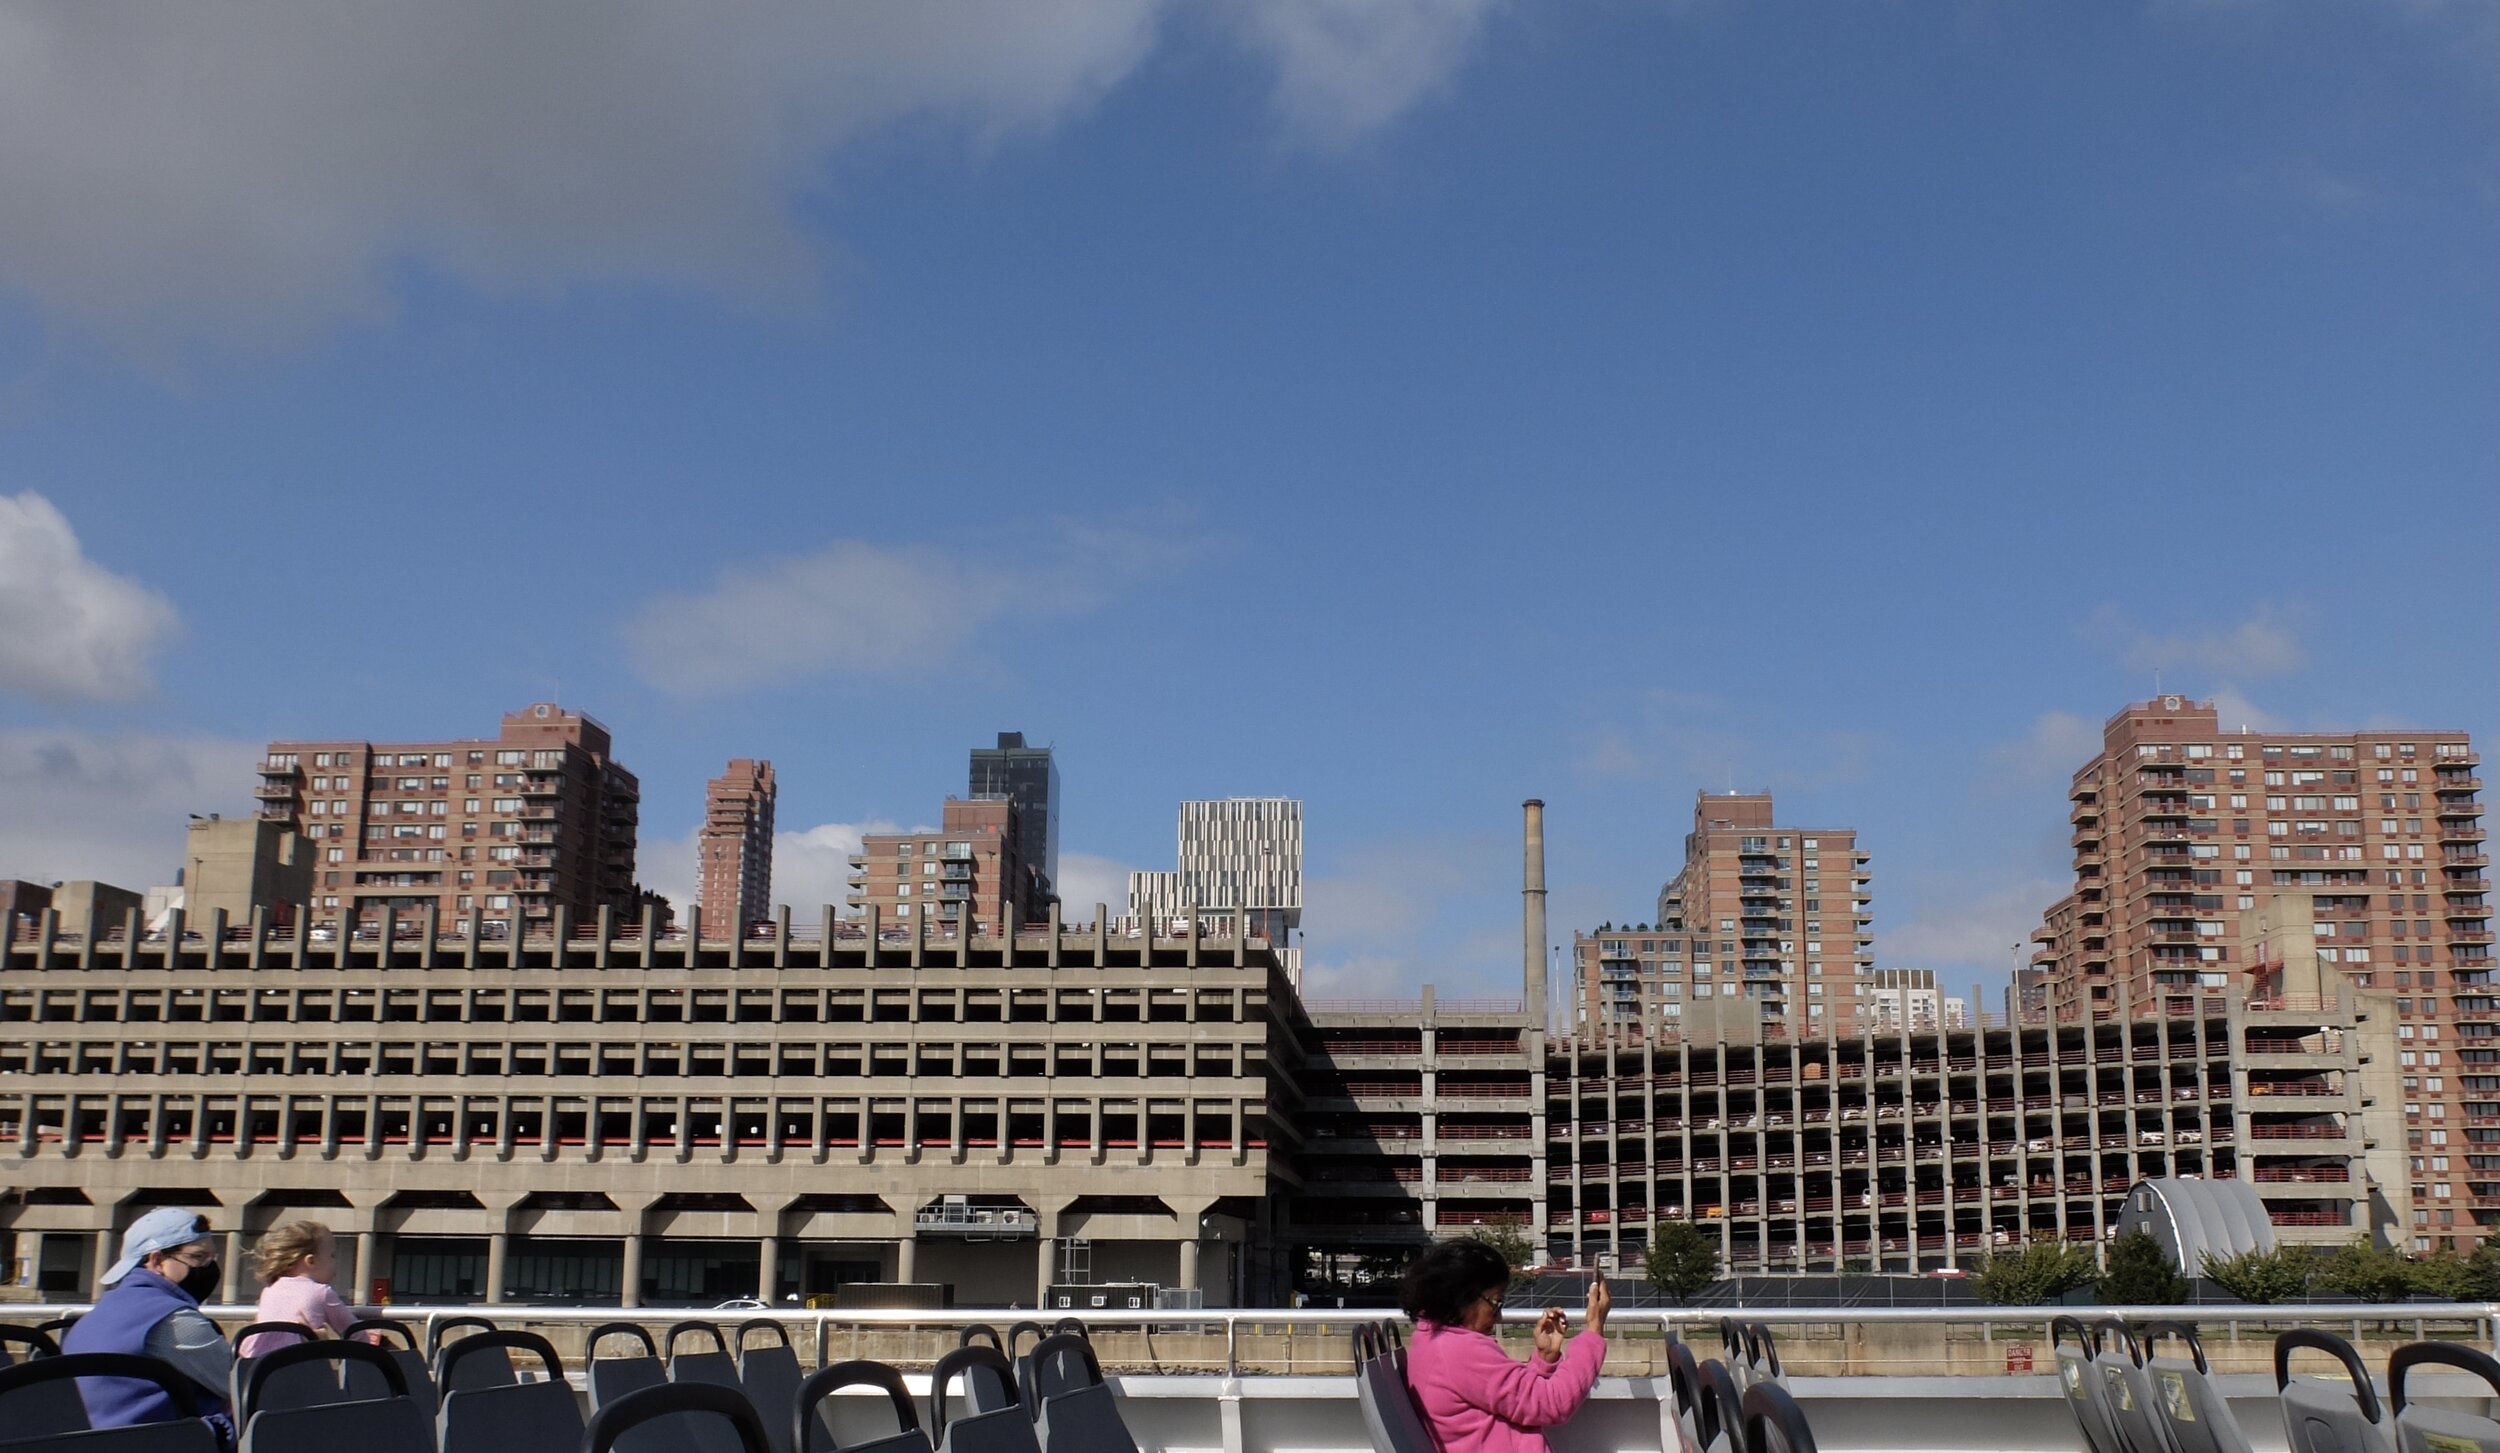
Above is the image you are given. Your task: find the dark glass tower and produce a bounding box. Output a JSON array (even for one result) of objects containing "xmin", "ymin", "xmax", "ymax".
[{"xmin": 968, "ymin": 732, "xmax": 1059, "ymax": 894}]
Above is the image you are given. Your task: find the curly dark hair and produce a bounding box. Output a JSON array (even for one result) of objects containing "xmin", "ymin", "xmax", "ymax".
[{"xmin": 1397, "ymin": 1238, "xmax": 1511, "ymax": 1325}]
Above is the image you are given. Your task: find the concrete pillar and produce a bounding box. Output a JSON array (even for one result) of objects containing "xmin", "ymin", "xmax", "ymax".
[
  {"xmin": 223, "ymin": 1230, "xmax": 247, "ymax": 1304},
  {"xmin": 1036, "ymin": 1237, "xmax": 1055, "ymax": 1307},
  {"xmin": 896, "ymin": 1235, "xmax": 917, "ymax": 1283},
  {"xmin": 757, "ymin": 1236, "xmax": 779, "ymax": 1303},
  {"xmin": 93, "ymin": 1228, "xmax": 116, "ymax": 1298},
  {"xmin": 1179, "ymin": 1237, "xmax": 1200, "ymax": 1292},
  {"xmin": 355, "ymin": 1231, "xmax": 382, "ymax": 1303},
  {"xmin": 18, "ymin": 1230, "xmax": 42, "ymax": 1289},
  {"xmin": 621, "ymin": 1234, "xmax": 645, "ymax": 1309},
  {"xmin": 485, "ymin": 1231, "xmax": 509, "ymax": 1305}
]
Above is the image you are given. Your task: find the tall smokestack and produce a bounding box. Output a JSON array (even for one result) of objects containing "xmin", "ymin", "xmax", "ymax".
[{"xmin": 1523, "ymin": 799, "xmax": 1548, "ymax": 1032}]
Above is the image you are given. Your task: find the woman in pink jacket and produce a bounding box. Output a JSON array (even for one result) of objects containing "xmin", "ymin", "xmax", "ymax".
[{"xmin": 1399, "ymin": 1238, "xmax": 1610, "ymax": 1453}]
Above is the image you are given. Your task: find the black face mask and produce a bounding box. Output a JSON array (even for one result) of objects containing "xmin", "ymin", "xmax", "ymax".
[{"xmin": 175, "ymin": 1260, "xmax": 222, "ymax": 1302}]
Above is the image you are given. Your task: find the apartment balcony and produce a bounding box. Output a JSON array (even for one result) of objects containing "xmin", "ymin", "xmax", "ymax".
[
  {"xmin": 252, "ymin": 781, "xmax": 297, "ymax": 799},
  {"xmin": 2444, "ymin": 825, "xmax": 2489, "ymax": 844},
  {"xmin": 2437, "ymin": 776, "xmax": 2485, "ymax": 793},
  {"xmin": 519, "ymin": 777, "xmax": 564, "ymax": 798}
]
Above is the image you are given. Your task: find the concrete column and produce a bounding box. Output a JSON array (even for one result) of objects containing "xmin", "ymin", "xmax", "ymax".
[
  {"xmin": 896, "ymin": 1235, "xmax": 917, "ymax": 1283},
  {"xmin": 93, "ymin": 1228, "xmax": 116, "ymax": 1298},
  {"xmin": 223, "ymin": 1230, "xmax": 247, "ymax": 1303},
  {"xmin": 1035, "ymin": 1237, "xmax": 1055, "ymax": 1307},
  {"xmin": 621, "ymin": 1234, "xmax": 645, "ymax": 1309},
  {"xmin": 757, "ymin": 1236, "xmax": 779, "ymax": 1303},
  {"xmin": 355, "ymin": 1231, "xmax": 382, "ymax": 1303},
  {"xmin": 485, "ymin": 1232, "xmax": 509, "ymax": 1305},
  {"xmin": 19, "ymin": 1230, "xmax": 42, "ymax": 1290},
  {"xmin": 1179, "ymin": 1237, "xmax": 1200, "ymax": 1292}
]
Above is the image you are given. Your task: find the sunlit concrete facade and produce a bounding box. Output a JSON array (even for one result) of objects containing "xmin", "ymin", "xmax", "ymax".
[
  {"xmin": 0, "ymin": 908, "xmax": 1290, "ymax": 1308},
  {"xmin": 1282, "ymin": 990, "xmax": 2393, "ymax": 1283}
]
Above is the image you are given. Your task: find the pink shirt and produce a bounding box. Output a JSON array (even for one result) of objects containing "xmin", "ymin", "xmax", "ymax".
[
  {"xmin": 240, "ymin": 1276, "xmax": 358, "ymax": 1357},
  {"xmin": 1406, "ymin": 1319, "xmax": 1607, "ymax": 1453}
]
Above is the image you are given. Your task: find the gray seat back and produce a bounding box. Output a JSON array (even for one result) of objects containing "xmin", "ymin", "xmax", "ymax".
[
  {"xmin": 0, "ymin": 1325, "xmax": 84, "ymax": 1438},
  {"xmin": 238, "ymin": 1343, "xmax": 432, "ymax": 1453},
  {"xmin": 2276, "ymin": 1330, "xmax": 2392, "ymax": 1453},
  {"xmin": 1664, "ymin": 1335, "xmax": 1704, "ymax": 1453},
  {"xmin": 2391, "ymin": 1344, "xmax": 2500, "ymax": 1453},
  {"xmin": 237, "ymin": 1338, "xmax": 401, "ymax": 1421},
  {"xmin": 340, "ymin": 1321, "xmax": 437, "ymax": 1426},
  {"xmin": 439, "ymin": 1379, "xmax": 585, "ymax": 1453},
  {"xmin": 436, "ymin": 1331, "xmax": 580, "ymax": 1453},
  {"xmin": 1019, "ymin": 1329, "xmax": 1126, "ymax": 1447},
  {"xmin": 591, "ymin": 1324, "xmax": 669, "ymax": 1409},
  {"xmin": 669, "ymin": 1323, "xmax": 759, "ymax": 1453},
  {"xmin": 1351, "ymin": 1323, "xmax": 1433, "ymax": 1453},
  {"xmin": 2093, "ymin": 1319, "xmax": 2177, "ymax": 1453},
  {"xmin": 1719, "ymin": 1321, "xmax": 1756, "ymax": 1395},
  {"xmin": 1698, "ymin": 1358, "xmax": 1745, "ymax": 1453},
  {"xmin": 1743, "ymin": 1325, "xmax": 1784, "ymax": 1388},
  {"xmin": 1739, "ymin": 1379, "xmax": 1819, "ymax": 1453},
  {"xmin": 2056, "ymin": 1317, "xmax": 2125, "ymax": 1453},
  {"xmin": 587, "ymin": 1382, "xmax": 772, "ymax": 1453},
  {"xmin": 2141, "ymin": 1322, "xmax": 2254, "ymax": 1453},
  {"xmin": 430, "ymin": 1317, "xmax": 516, "ymax": 1393},
  {"xmin": 929, "ymin": 1347, "xmax": 1040, "ymax": 1453},
  {"xmin": 794, "ymin": 1359, "xmax": 932, "ymax": 1453},
  {"xmin": 739, "ymin": 1322, "xmax": 805, "ymax": 1453},
  {"xmin": 1, "ymin": 1352, "xmax": 220, "ymax": 1449}
]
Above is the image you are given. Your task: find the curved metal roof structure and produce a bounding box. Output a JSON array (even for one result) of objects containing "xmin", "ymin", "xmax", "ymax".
[{"xmin": 2114, "ymin": 1177, "xmax": 2276, "ymax": 1272}]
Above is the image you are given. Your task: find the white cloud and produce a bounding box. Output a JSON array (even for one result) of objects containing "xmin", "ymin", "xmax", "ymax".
[
  {"xmin": 2206, "ymin": 686, "xmax": 2290, "ymax": 734},
  {"xmin": 1573, "ymin": 689, "xmax": 1880, "ymax": 791},
  {"xmin": 623, "ymin": 521, "xmax": 1191, "ymax": 692},
  {"xmin": 1052, "ymin": 850, "xmax": 1137, "ymax": 919},
  {"xmin": 0, "ymin": 3, "xmax": 1497, "ymax": 362},
  {"xmin": 0, "ymin": 492, "xmax": 181, "ymax": 700},
  {"xmin": 2083, "ymin": 602, "xmax": 2306, "ymax": 683},
  {"xmin": 1986, "ymin": 710, "xmax": 2103, "ymax": 787},
  {"xmin": 0, "ymin": 728, "xmax": 257, "ymax": 889},
  {"xmin": 1229, "ymin": 0, "xmax": 1500, "ymax": 149},
  {"xmin": 638, "ymin": 817, "xmax": 899, "ymax": 927},
  {"xmin": 1299, "ymin": 835, "xmax": 1523, "ymax": 1001},
  {"xmin": 1881, "ymin": 874, "xmax": 2071, "ymax": 983}
]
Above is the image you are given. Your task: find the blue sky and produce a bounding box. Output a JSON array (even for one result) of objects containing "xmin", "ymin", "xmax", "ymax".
[{"xmin": 2, "ymin": 1, "xmax": 2492, "ymax": 1007}]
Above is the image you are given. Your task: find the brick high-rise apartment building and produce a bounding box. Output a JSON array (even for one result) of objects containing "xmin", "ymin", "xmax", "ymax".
[
  {"xmin": 1586, "ymin": 792, "xmax": 1874, "ymax": 1037},
  {"xmin": 254, "ymin": 703, "xmax": 641, "ymax": 935},
  {"xmin": 2030, "ymin": 696, "xmax": 2489, "ymax": 1250},
  {"xmin": 698, "ymin": 759, "xmax": 777, "ymax": 934},
  {"xmin": 846, "ymin": 797, "xmax": 1047, "ymax": 936}
]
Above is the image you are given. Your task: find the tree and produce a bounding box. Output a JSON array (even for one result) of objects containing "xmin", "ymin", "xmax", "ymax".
[
  {"xmin": 2408, "ymin": 1252, "xmax": 2476, "ymax": 1303},
  {"xmin": 2199, "ymin": 1245, "xmax": 2314, "ymax": 1304},
  {"xmin": 2100, "ymin": 1230, "xmax": 2187, "ymax": 1305},
  {"xmin": 1644, "ymin": 1221, "xmax": 1724, "ymax": 1305},
  {"xmin": 1972, "ymin": 1237, "xmax": 2102, "ymax": 1306},
  {"xmin": 2460, "ymin": 1240, "xmax": 2500, "ymax": 1300},
  {"xmin": 1469, "ymin": 1214, "xmax": 1535, "ymax": 1287},
  {"xmin": 2317, "ymin": 1238, "xmax": 2418, "ymax": 1304}
]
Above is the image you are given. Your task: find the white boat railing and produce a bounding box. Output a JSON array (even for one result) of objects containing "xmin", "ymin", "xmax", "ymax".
[{"xmin": 13, "ymin": 1301, "xmax": 2499, "ymax": 1379}]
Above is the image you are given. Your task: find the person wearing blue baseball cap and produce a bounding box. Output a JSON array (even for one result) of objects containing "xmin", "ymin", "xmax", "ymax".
[{"xmin": 62, "ymin": 1207, "xmax": 235, "ymax": 1437}]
